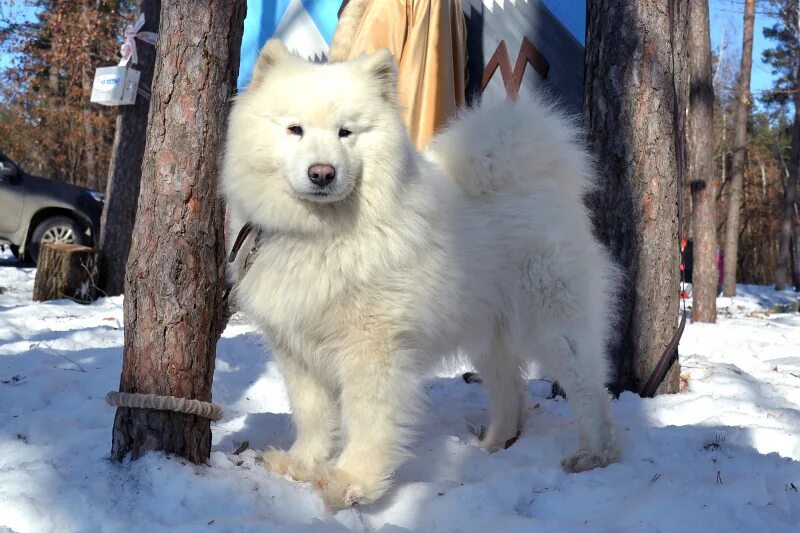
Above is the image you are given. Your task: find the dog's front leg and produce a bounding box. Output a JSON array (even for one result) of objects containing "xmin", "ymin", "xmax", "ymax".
[
  {"xmin": 262, "ymin": 353, "xmax": 337, "ymax": 482},
  {"xmin": 315, "ymin": 338, "xmax": 417, "ymax": 508}
]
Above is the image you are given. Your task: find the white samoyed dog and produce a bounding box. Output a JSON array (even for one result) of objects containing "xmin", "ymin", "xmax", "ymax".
[{"xmin": 222, "ymin": 40, "xmax": 620, "ymax": 508}]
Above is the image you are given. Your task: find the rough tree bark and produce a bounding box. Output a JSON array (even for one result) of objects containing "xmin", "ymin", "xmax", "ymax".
[
  {"xmin": 80, "ymin": 4, "xmax": 98, "ymax": 191},
  {"xmin": 723, "ymin": 0, "xmax": 756, "ymax": 297},
  {"xmin": 32, "ymin": 244, "xmax": 98, "ymax": 303},
  {"xmin": 111, "ymin": 1, "xmax": 246, "ymax": 464},
  {"xmin": 82, "ymin": 68, "xmax": 98, "ymax": 190},
  {"xmin": 688, "ymin": 0, "xmax": 718, "ymax": 322},
  {"xmin": 795, "ymin": 230, "xmax": 800, "ymax": 290},
  {"xmin": 776, "ymin": 62, "xmax": 799, "ymax": 290},
  {"xmin": 584, "ymin": 0, "xmax": 688, "ymax": 395},
  {"xmin": 98, "ymin": 0, "xmax": 161, "ymax": 297}
]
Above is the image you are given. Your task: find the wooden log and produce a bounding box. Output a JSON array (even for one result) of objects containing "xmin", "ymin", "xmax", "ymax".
[{"xmin": 32, "ymin": 243, "xmax": 98, "ymax": 303}]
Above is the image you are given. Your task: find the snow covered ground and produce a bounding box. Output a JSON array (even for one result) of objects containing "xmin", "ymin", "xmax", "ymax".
[{"xmin": 1, "ymin": 250, "xmax": 799, "ymax": 532}]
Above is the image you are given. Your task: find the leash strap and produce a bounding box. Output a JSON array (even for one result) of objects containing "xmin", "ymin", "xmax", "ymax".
[
  {"xmin": 222, "ymin": 222, "xmax": 262, "ymax": 308},
  {"xmin": 228, "ymin": 222, "xmax": 254, "ymax": 263}
]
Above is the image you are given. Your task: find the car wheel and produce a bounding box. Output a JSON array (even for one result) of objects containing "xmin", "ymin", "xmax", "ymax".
[{"xmin": 30, "ymin": 216, "xmax": 87, "ymax": 264}]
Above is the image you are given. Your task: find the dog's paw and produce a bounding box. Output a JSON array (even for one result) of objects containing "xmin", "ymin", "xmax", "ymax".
[
  {"xmin": 313, "ymin": 466, "xmax": 384, "ymax": 509},
  {"xmin": 478, "ymin": 429, "xmax": 521, "ymax": 452},
  {"xmin": 561, "ymin": 446, "xmax": 619, "ymax": 473},
  {"xmin": 475, "ymin": 421, "xmax": 521, "ymax": 452},
  {"xmin": 260, "ymin": 448, "xmax": 315, "ymax": 482}
]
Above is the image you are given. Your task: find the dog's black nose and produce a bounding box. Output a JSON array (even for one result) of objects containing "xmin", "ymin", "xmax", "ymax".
[{"xmin": 308, "ymin": 164, "xmax": 336, "ymax": 187}]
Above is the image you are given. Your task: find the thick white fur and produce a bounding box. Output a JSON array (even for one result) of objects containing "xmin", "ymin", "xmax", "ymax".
[{"xmin": 222, "ymin": 40, "xmax": 620, "ymax": 508}]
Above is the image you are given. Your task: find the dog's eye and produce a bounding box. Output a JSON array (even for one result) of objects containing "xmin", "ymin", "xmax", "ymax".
[
  {"xmin": 338, "ymin": 128, "xmax": 352, "ymax": 138},
  {"xmin": 287, "ymin": 125, "xmax": 304, "ymax": 136}
]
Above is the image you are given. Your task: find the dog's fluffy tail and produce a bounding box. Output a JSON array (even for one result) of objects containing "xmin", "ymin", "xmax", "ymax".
[{"xmin": 427, "ymin": 98, "xmax": 595, "ymax": 200}]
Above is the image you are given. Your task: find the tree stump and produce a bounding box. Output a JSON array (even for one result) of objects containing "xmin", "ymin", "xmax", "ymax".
[{"xmin": 32, "ymin": 243, "xmax": 98, "ymax": 303}]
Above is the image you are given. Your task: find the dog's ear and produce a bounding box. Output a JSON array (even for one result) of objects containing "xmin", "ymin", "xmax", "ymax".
[
  {"xmin": 250, "ymin": 39, "xmax": 293, "ymax": 89},
  {"xmin": 359, "ymin": 48, "xmax": 397, "ymax": 102}
]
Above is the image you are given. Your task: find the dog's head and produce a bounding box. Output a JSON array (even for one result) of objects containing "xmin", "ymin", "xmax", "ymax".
[{"xmin": 223, "ymin": 40, "xmax": 410, "ymax": 235}]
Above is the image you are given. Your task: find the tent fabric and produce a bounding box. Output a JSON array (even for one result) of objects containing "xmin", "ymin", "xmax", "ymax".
[
  {"xmin": 237, "ymin": 0, "xmax": 585, "ymax": 93},
  {"xmin": 237, "ymin": 0, "xmax": 586, "ymax": 116},
  {"xmin": 330, "ymin": 0, "xmax": 468, "ymax": 149},
  {"xmin": 462, "ymin": 0, "xmax": 585, "ymax": 113},
  {"xmin": 238, "ymin": 0, "xmax": 340, "ymax": 90}
]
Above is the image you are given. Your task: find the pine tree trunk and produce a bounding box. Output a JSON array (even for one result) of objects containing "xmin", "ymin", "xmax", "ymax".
[
  {"xmin": 688, "ymin": 0, "xmax": 718, "ymax": 322},
  {"xmin": 723, "ymin": 0, "xmax": 756, "ymax": 297},
  {"xmin": 111, "ymin": 0, "xmax": 246, "ymax": 464},
  {"xmin": 98, "ymin": 0, "xmax": 160, "ymax": 297},
  {"xmin": 776, "ymin": 62, "xmax": 799, "ymax": 290},
  {"xmin": 584, "ymin": 0, "xmax": 687, "ymax": 395}
]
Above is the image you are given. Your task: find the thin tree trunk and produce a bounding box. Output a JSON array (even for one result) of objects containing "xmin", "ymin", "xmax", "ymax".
[
  {"xmin": 48, "ymin": 64, "xmax": 58, "ymax": 94},
  {"xmin": 776, "ymin": 62, "xmax": 799, "ymax": 290},
  {"xmin": 793, "ymin": 226, "xmax": 800, "ymax": 290},
  {"xmin": 111, "ymin": 0, "xmax": 246, "ymax": 464},
  {"xmin": 688, "ymin": 0, "xmax": 717, "ymax": 322},
  {"xmin": 46, "ymin": 65, "xmax": 60, "ymax": 177},
  {"xmin": 584, "ymin": 0, "xmax": 687, "ymax": 395},
  {"xmin": 80, "ymin": 5, "xmax": 97, "ymax": 190},
  {"xmin": 82, "ymin": 69, "xmax": 97, "ymax": 190},
  {"xmin": 720, "ymin": 108, "xmax": 728, "ymax": 200},
  {"xmin": 723, "ymin": 0, "xmax": 756, "ymax": 296},
  {"xmin": 98, "ymin": 0, "xmax": 160, "ymax": 296}
]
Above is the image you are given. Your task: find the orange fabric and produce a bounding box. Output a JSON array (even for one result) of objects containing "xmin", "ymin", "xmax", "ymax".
[{"xmin": 341, "ymin": 0, "xmax": 467, "ymax": 149}]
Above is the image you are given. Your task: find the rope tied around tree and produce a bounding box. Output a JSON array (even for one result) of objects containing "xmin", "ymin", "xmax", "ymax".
[
  {"xmin": 105, "ymin": 225, "xmax": 263, "ymax": 423},
  {"xmin": 106, "ymin": 391, "xmax": 223, "ymax": 421}
]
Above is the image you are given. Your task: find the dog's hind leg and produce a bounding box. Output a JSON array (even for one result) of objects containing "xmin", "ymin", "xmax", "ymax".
[
  {"xmin": 262, "ymin": 353, "xmax": 337, "ymax": 482},
  {"xmin": 542, "ymin": 334, "xmax": 619, "ymax": 472},
  {"xmin": 473, "ymin": 324, "xmax": 527, "ymax": 451}
]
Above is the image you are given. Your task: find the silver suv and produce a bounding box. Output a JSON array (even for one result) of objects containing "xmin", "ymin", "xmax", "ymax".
[{"xmin": 0, "ymin": 152, "xmax": 104, "ymax": 263}]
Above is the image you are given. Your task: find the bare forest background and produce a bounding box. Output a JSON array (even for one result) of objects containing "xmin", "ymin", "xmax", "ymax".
[
  {"xmin": 0, "ymin": 0, "xmax": 798, "ymax": 288},
  {"xmin": 0, "ymin": 0, "xmax": 137, "ymax": 191}
]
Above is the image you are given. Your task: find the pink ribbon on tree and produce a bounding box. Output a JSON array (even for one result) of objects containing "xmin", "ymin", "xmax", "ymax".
[{"xmin": 119, "ymin": 13, "xmax": 158, "ymax": 67}]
